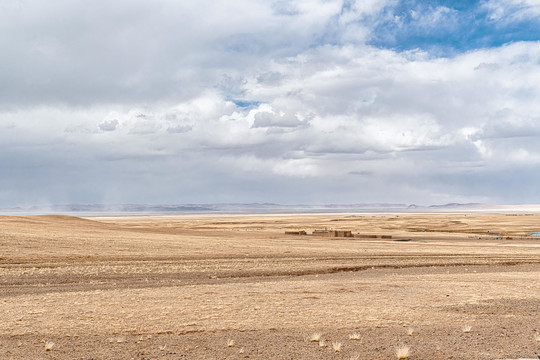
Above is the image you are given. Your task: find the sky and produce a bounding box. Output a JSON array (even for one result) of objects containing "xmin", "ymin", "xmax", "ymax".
[{"xmin": 2, "ymin": 0, "xmax": 540, "ymax": 207}]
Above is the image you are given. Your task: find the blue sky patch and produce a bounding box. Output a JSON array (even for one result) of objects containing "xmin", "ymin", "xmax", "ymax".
[
  {"xmin": 368, "ymin": 0, "xmax": 540, "ymax": 55},
  {"xmin": 230, "ymin": 99, "xmax": 262, "ymax": 108}
]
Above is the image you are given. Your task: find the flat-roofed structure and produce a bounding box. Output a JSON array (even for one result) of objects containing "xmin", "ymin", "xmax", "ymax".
[
  {"xmin": 312, "ymin": 230, "xmax": 353, "ymax": 237},
  {"xmin": 284, "ymin": 231, "xmax": 307, "ymax": 235}
]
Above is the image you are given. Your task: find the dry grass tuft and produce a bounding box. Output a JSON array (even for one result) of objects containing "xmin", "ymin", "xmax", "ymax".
[
  {"xmin": 396, "ymin": 345, "xmax": 410, "ymax": 359},
  {"xmin": 227, "ymin": 339, "xmax": 235, "ymax": 347},
  {"xmin": 348, "ymin": 332, "xmax": 361, "ymax": 340},
  {"xmin": 309, "ymin": 332, "xmax": 322, "ymax": 342},
  {"xmin": 332, "ymin": 342, "xmax": 342, "ymax": 352},
  {"xmin": 319, "ymin": 339, "xmax": 326, "ymax": 348},
  {"xmin": 239, "ymin": 347, "xmax": 245, "ymax": 354},
  {"xmin": 462, "ymin": 325, "xmax": 472, "ymax": 333},
  {"xmin": 44, "ymin": 342, "xmax": 55, "ymax": 351},
  {"xmin": 407, "ymin": 328, "xmax": 414, "ymax": 336},
  {"xmin": 535, "ymin": 332, "xmax": 540, "ymax": 342}
]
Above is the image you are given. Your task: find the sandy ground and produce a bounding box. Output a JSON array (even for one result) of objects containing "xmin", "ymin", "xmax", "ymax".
[{"xmin": 1, "ymin": 213, "xmax": 540, "ymax": 359}]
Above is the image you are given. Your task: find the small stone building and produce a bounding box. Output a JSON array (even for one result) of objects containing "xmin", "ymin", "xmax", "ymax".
[
  {"xmin": 284, "ymin": 231, "xmax": 307, "ymax": 235},
  {"xmin": 312, "ymin": 230, "xmax": 353, "ymax": 237}
]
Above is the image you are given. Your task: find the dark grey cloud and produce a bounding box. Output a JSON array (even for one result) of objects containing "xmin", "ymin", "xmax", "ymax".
[
  {"xmin": 0, "ymin": 1, "xmax": 196, "ymax": 106},
  {"xmin": 478, "ymin": 114, "xmax": 540, "ymax": 139},
  {"xmin": 256, "ymin": 71, "xmax": 285, "ymax": 85},
  {"xmin": 0, "ymin": 0, "xmax": 348, "ymax": 108},
  {"xmin": 252, "ymin": 112, "xmax": 306, "ymax": 128},
  {"xmin": 98, "ymin": 119, "xmax": 119, "ymax": 132},
  {"xmin": 348, "ymin": 170, "xmax": 374, "ymax": 176},
  {"xmin": 167, "ymin": 125, "xmax": 192, "ymax": 134}
]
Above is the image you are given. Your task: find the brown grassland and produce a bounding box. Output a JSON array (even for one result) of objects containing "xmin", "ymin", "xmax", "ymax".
[{"xmin": 1, "ymin": 212, "xmax": 540, "ymax": 359}]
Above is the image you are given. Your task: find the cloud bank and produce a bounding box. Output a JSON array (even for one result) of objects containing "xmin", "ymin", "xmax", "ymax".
[{"xmin": 1, "ymin": 0, "xmax": 540, "ymax": 206}]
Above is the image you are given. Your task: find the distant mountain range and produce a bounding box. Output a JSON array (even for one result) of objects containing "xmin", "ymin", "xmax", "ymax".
[
  {"xmin": 2, "ymin": 203, "xmax": 408, "ymax": 215},
  {"xmin": 3, "ymin": 202, "xmax": 540, "ymax": 215},
  {"xmin": 408, "ymin": 203, "xmax": 485, "ymax": 209}
]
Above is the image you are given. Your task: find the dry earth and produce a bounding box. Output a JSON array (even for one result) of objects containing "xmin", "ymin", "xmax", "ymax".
[{"xmin": 1, "ymin": 213, "xmax": 540, "ymax": 359}]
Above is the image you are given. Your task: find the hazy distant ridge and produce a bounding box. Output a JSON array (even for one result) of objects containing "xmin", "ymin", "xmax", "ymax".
[
  {"xmin": 3, "ymin": 202, "xmax": 540, "ymax": 215},
  {"xmin": 2, "ymin": 203, "xmax": 409, "ymax": 215}
]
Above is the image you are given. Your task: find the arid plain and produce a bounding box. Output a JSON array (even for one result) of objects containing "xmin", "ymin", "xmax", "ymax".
[{"xmin": 1, "ymin": 213, "xmax": 540, "ymax": 359}]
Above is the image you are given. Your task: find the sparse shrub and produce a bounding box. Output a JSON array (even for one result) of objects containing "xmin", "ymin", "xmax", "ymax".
[
  {"xmin": 332, "ymin": 342, "xmax": 342, "ymax": 352},
  {"xmin": 396, "ymin": 345, "xmax": 410, "ymax": 359},
  {"xmin": 348, "ymin": 333, "xmax": 361, "ymax": 340}
]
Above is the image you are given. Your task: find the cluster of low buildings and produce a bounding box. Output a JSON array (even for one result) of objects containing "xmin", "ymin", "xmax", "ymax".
[{"xmin": 285, "ymin": 230, "xmax": 392, "ymax": 239}]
